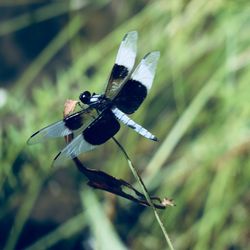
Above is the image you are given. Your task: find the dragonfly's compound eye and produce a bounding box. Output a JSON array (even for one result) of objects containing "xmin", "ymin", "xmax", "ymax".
[{"xmin": 79, "ymin": 91, "xmax": 91, "ymax": 104}]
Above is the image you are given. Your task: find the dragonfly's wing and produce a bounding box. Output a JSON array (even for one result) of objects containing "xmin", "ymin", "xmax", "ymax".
[
  {"xmin": 104, "ymin": 31, "xmax": 138, "ymax": 100},
  {"xmin": 53, "ymin": 109, "xmax": 120, "ymax": 164},
  {"xmin": 113, "ymin": 51, "xmax": 160, "ymax": 114},
  {"xmin": 53, "ymin": 133, "xmax": 96, "ymax": 165},
  {"xmin": 27, "ymin": 107, "xmax": 97, "ymax": 144}
]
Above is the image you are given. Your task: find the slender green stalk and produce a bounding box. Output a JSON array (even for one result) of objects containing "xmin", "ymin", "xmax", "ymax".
[{"xmin": 112, "ymin": 137, "xmax": 174, "ymax": 250}]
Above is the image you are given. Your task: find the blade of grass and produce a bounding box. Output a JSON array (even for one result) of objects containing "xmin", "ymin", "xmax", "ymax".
[
  {"xmin": 12, "ymin": 14, "xmax": 83, "ymax": 95},
  {"xmin": 3, "ymin": 170, "xmax": 44, "ymax": 250},
  {"xmin": 80, "ymin": 189, "xmax": 127, "ymax": 250},
  {"xmin": 0, "ymin": 1, "xmax": 89, "ymax": 36},
  {"xmin": 25, "ymin": 212, "xmax": 86, "ymax": 250},
  {"xmin": 143, "ymin": 67, "xmax": 224, "ymax": 185},
  {"xmin": 11, "ymin": 0, "xmax": 110, "ymax": 97}
]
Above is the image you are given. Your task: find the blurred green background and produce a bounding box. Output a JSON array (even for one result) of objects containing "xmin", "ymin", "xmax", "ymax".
[{"xmin": 0, "ymin": 0, "xmax": 250, "ymax": 249}]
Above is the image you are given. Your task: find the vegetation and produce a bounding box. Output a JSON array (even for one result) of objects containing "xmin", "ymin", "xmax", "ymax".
[{"xmin": 0, "ymin": 0, "xmax": 249, "ymax": 249}]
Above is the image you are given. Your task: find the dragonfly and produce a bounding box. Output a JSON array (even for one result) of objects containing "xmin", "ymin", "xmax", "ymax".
[{"xmin": 27, "ymin": 31, "xmax": 160, "ymax": 164}]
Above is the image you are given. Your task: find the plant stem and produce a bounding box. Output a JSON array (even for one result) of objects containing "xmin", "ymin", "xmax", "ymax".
[{"xmin": 112, "ymin": 137, "xmax": 174, "ymax": 250}]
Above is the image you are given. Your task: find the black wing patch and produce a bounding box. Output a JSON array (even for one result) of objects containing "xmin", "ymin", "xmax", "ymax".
[
  {"xmin": 83, "ymin": 109, "xmax": 120, "ymax": 145},
  {"xmin": 113, "ymin": 51, "xmax": 160, "ymax": 114},
  {"xmin": 27, "ymin": 107, "xmax": 97, "ymax": 144},
  {"xmin": 113, "ymin": 79, "xmax": 147, "ymax": 114},
  {"xmin": 53, "ymin": 110, "xmax": 120, "ymax": 164}
]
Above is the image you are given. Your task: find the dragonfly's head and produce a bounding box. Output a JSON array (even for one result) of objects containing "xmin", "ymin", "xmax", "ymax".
[{"xmin": 79, "ymin": 91, "xmax": 91, "ymax": 104}]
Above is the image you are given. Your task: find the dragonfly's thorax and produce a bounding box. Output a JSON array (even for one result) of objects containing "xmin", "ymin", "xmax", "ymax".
[
  {"xmin": 91, "ymin": 95, "xmax": 112, "ymax": 112},
  {"xmin": 79, "ymin": 91, "xmax": 112, "ymax": 112}
]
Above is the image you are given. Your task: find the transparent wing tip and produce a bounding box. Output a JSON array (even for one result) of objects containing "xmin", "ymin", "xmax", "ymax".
[
  {"xmin": 144, "ymin": 51, "xmax": 160, "ymax": 61},
  {"xmin": 53, "ymin": 151, "xmax": 61, "ymax": 166},
  {"xmin": 52, "ymin": 151, "xmax": 70, "ymax": 167},
  {"xmin": 27, "ymin": 131, "xmax": 42, "ymax": 145},
  {"xmin": 123, "ymin": 30, "xmax": 138, "ymax": 41}
]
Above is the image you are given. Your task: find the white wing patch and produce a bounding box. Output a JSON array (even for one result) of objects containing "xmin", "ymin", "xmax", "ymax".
[
  {"xmin": 132, "ymin": 51, "xmax": 160, "ymax": 90},
  {"xmin": 53, "ymin": 134, "xmax": 96, "ymax": 165},
  {"xmin": 27, "ymin": 120, "xmax": 72, "ymax": 144},
  {"xmin": 115, "ymin": 31, "xmax": 138, "ymax": 70}
]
